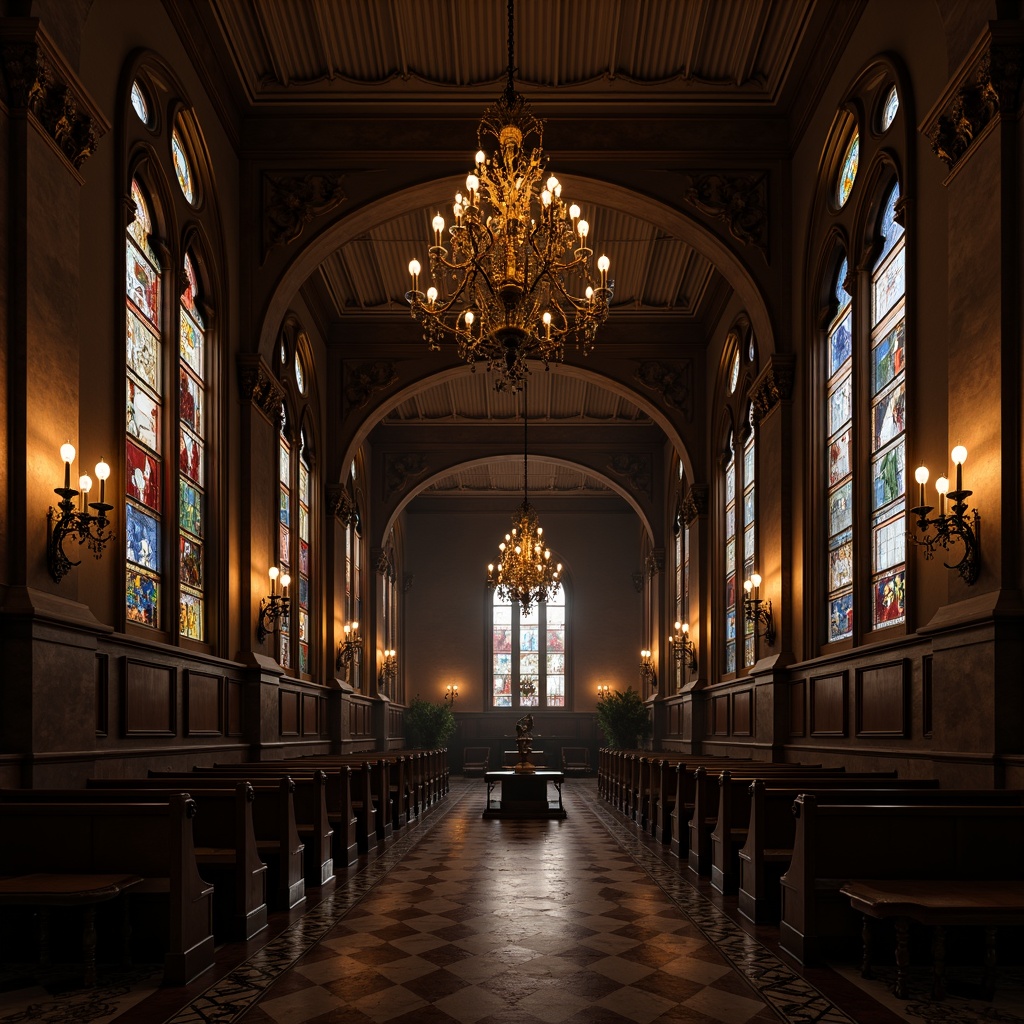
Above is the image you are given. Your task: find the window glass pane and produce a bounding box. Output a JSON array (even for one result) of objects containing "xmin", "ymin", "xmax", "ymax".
[
  {"xmin": 127, "ymin": 309, "xmax": 160, "ymax": 391},
  {"xmin": 829, "ymin": 593, "xmax": 853, "ymax": 642},
  {"xmin": 873, "ymin": 568, "xmax": 906, "ymax": 627},
  {"xmin": 837, "ymin": 133, "xmax": 859, "ymax": 207},
  {"xmin": 829, "ymin": 312, "xmax": 852, "ymax": 377},
  {"xmin": 127, "ymin": 441, "xmax": 160, "ymax": 511},
  {"xmin": 881, "ymin": 85, "xmax": 899, "ymax": 131},
  {"xmin": 126, "ymin": 568, "xmax": 159, "ymax": 627},
  {"xmin": 126, "ymin": 505, "xmax": 159, "ymax": 571},
  {"xmin": 872, "ymin": 246, "xmax": 905, "ymax": 326},
  {"xmin": 172, "ymin": 130, "xmax": 195, "ymax": 204},
  {"xmin": 873, "ymin": 321, "xmax": 905, "ymax": 393},
  {"xmin": 723, "ymin": 435, "xmax": 736, "ymax": 675},
  {"xmin": 829, "ymin": 481, "xmax": 853, "ymax": 536},
  {"xmin": 180, "ymin": 536, "xmax": 202, "ymax": 588},
  {"xmin": 130, "ymin": 81, "xmax": 149, "ymax": 123},
  {"xmin": 829, "ymin": 531, "xmax": 853, "ymax": 591}
]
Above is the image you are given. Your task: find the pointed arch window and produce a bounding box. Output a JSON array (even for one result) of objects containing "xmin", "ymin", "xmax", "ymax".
[
  {"xmin": 491, "ymin": 584, "xmax": 567, "ymax": 709},
  {"xmin": 724, "ymin": 432, "xmax": 737, "ymax": 675},
  {"xmin": 277, "ymin": 414, "xmax": 293, "ymax": 667},
  {"xmin": 298, "ymin": 437, "xmax": 311, "ymax": 675},
  {"xmin": 741, "ymin": 405, "xmax": 757, "ymax": 667}
]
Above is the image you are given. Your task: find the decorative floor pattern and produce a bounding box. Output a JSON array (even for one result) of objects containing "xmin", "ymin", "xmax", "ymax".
[{"xmin": 2, "ymin": 780, "xmax": 1021, "ymax": 1024}]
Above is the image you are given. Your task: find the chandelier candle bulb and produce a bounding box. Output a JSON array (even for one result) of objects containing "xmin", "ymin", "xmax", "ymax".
[
  {"xmin": 951, "ymin": 444, "xmax": 968, "ymax": 493},
  {"xmin": 269, "ymin": 565, "xmax": 279, "ymax": 595},
  {"xmin": 60, "ymin": 442, "xmax": 75, "ymax": 490},
  {"xmin": 95, "ymin": 458, "xmax": 110, "ymax": 506},
  {"xmin": 915, "ymin": 465, "xmax": 929, "ymax": 507},
  {"xmin": 936, "ymin": 475, "xmax": 949, "ymax": 515},
  {"xmin": 78, "ymin": 475, "xmax": 92, "ymax": 511}
]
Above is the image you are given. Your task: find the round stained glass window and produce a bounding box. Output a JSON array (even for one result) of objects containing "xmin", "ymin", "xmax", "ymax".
[
  {"xmin": 837, "ymin": 133, "xmax": 859, "ymax": 208},
  {"xmin": 294, "ymin": 350, "xmax": 306, "ymax": 395},
  {"xmin": 881, "ymin": 86, "xmax": 899, "ymax": 132},
  {"xmin": 171, "ymin": 130, "xmax": 195, "ymax": 204},
  {"xmin": 131, "ymin": 82, "xmax": 149, "ymax": 125},
  {"xmin": 729, "ymin": 349, "xmax": 740, "ymax": 394}
]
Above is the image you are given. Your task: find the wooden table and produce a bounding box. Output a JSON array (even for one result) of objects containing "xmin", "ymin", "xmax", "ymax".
[
  {"xmin": 0, "ymin": 873, "xmax": 143, "ymax": 986},
  {"xmin": 483, "ymin": 770, "xmax": 566, "ymax": 819},
  {"xmin": 840, "ymin": 879, "xmax": 1024, "ymax": 999}
]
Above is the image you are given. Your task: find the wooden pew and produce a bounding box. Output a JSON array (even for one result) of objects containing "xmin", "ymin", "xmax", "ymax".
[
  {"xmin": 145, "ymin": 773, "xmax": 305, "ymax": 911},
  {"xmin": 779, "ymin": 795, "xmax": 1024, "ymax": 965},
  {"xmin": 737, "ymin": 782, "xmax": 1024, "ymax": 925},
  {"xmin": 0, "ymin": 795, "xmax": 214, "ymax": 985},
  {"xmin": 7, "ymin": 783, "xmax": 267, "ymax": 942}
]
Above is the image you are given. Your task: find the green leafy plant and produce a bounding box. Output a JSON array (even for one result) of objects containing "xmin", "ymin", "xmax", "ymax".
[
  {"xmin": 595, "ymin": 686, "xmax": 652, "ymax": 749},
  {"xmin": 403, "ymin": 696, "xmax": 457, "ymax": 749}
]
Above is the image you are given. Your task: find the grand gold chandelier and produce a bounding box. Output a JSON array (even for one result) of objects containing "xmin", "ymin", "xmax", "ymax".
[
  {"xmin": 406, "ymin": 0, "xmax": 613, "ymax": 393},
  {"xmin": 487, "ymin": 379, "xmax": 562, "ymax": 612}
]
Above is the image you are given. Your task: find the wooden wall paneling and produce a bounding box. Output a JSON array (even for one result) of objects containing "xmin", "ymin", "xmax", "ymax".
[
  {"xmin": 922, "ymin": 655, "xmax": 933, "ymax": 738},
  {"xmin": 790, "ymin": 679, "xmax": 806, "ymax": 737},
  {"xmin": 732, "ymin": 690, "xmax": 752, "ymax": 736},
  {"xmin": 279, "ymin": 689, "xmax": 300, "ymax": 737},
  {"xmin": 226, "ymin": 679, "xmax": 243, "ymax": 737},
  {"xmin": 809, "ymin": 671, "xmax": 847, "ymax": 737},
  {"xmin": 123, "ymin": 660, "xmax": 176, "ymax": 737},
  {"xmin": 682, "ymin": 699, "xmax": 692, "ymax": 742},
  {"xmin": 95, "ymin": 653, "xmax": 109, "ymax": 737},
  {"xmin": 185, "ymin": 672, "xmax": 223, "ymax": 736},
  {"xmin": 856, "ymin": 660, "xmax": 909, "ymax": 737},
  {"xmin": 302, "ymin": 694, "xmax": 318, "ymax": 736},
  {"xmin": 712, "ymin": 694, "xmax": 729, "ymax": 736}
]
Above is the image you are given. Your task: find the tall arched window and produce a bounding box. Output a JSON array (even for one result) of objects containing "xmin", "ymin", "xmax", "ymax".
[
  {"xmin": 491, "ymin": 584, "xmax": 567, "ymax": 709},
  {"xmin": 741, "ymin": 405, "xmax": 757, "ymax": 667},
  {"xmin": 277, "ymin": 412, "xmax": 292, "ymax": 667},
  {"xmin": 723, "ymin": 431, "xmax": 737, "ymax": 674}
]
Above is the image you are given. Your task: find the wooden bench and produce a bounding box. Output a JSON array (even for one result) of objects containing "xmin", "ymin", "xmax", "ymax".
[
  {"xmin": 7, "ymin": 783, "xmax": 267, "ymax": 942},
  {"xmin": 0, "ymin": 795, "xmax": 214, "ymax": 985},
  {"xmin": 840, "ymin": 879, "xmax": 1024, "ymax": 1000},
  {"xmin": 561, "ymin": 747, "xmax": 591, "ymax": 776},
  {"xmin": 463, "ymin": 747, "xmax": 491, "ymax": 777},
  {"xmin": 737, "ymin": 782, "xmax": 1024, "ymax": 925},
  {"xmin": 779, "ymin": 796, "xmax": 1024, "ymax": 965}
]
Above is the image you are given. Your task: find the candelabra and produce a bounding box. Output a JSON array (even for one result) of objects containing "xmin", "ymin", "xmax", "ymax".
[
  {"xmin": 257, "ymin": 566, "xmax": 290, "ymax": 642},
  {"xmin": 336, "ymin": 620, "xmax": 361, "ymax": 670},
  {"xmin": 444, "ymin": 683, "xmax": 459, "ymax": 705},
  {"xmin": 379, "ymin": 648, "xmax": 397, "ymax": 689},
  {"xmin": 48, "ymin": 443, "xmax": 114, "ymax": 582},
  {"xmin": 596, "ymin": 684, "xmax": 610, "ymax": 698},
  {"xmin": 669, "ymin": 621, "xmax": 698, "ymax": 673},
  {"xmin": 639, "ymin": 649, "xmax": 656, "ymax": 688},
  {"xmin": 742, "ymin": 573, "xmax": 775, "ymax": 646},
  {"xmin": 910, "ymin": 446, "xmax": 980, "ymax": 584}
]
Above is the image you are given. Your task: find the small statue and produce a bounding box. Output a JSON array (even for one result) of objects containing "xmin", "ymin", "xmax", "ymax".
[{"xmin": 514, "ymin": 713, "xmax": 536, "ymax": 773}]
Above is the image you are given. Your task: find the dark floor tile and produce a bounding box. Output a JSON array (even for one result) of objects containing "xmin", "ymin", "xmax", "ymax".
[
  {"xmin": 632, "ymin": 968, "xmax": 707, "ymax": 1003},
  {"xmin": 347, "ymin": 943, "xmax": 411, "ymax": 966},
  {"xmin": 322, "ymin": 967, "xmax": 395, "ymax": 1000},
  {"xmin": 620, "ymin": 940, "xmax": 685, "ymax": 969},
  {"xmin": 401, "ymin": 966, "xmax": 471, "ymax": 1000},
  {"xmin": 418, "ymin": 943, "xmax": 475, "ymax": 967}
]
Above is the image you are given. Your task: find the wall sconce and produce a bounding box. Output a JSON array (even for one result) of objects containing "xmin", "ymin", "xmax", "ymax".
[
  {"xmin": 48, "ymin": 443, "xmax": 114, "ymax": 582},
  {"xmin": 743, "ymin": 572, "xmax": 775, "ymax": 646},
  {"xmin": 379, "ymin": 648, "xmax": 397, "ymax": 689},
  {"xmin": 596, "ymin": 684, "xmax": 610, "ymax": 698},
  {"xmin": 911, "ymin": 446, "xmax": 980, "ymax": 584},
  {"xmin": 257, "ymin": 566, "xmax": 290, "ymax": 642},
  {"xmin": 670, "ymin": 621, "xmax": 698, "ymax": 673},
  {"xmin": 444, "ymin": 683, "xmax": 459, "ymax": 705},
  {"xmin": 639, "ymin": 649, "xmax": 656, "ymax": 687},
  {"xmin": 336, "ymin": 620, "xmax": 361, "ymax": 670}
]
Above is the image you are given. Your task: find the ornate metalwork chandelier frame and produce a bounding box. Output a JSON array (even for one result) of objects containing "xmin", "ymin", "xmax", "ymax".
[{"xmin": 406, "ymin": 0, "xmax": 612, "ymax": 392}]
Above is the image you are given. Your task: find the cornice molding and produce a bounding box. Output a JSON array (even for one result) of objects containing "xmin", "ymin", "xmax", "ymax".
[
  {"xmin": 237, "ymin": 353, "xmax": 285, "ymax": 417},
  {"xmin": 750, "ymin": 354, "xmax": 796, "ymax": 424},
  {"xmin": 0, "ymin": 19, "xmax": 109, "ymax": 172},
  {"xmin": 681, "ymin": 483, "xmax": 709, "ymax": 525}
]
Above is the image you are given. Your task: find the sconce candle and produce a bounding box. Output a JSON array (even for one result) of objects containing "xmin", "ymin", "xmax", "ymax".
[
  {"xmin": 742, "ymin": 571, "xmax": 775, "ymax": 646},
  {"xmin": 336, "ymin": 620, "xmax": 362, "ymax": 669},
  {"xmin": 48, "ymin": 444, "xmax": 115, "ymax": 582},
  {"xmin": 910, "ymin": 446, "xmax": 979, "ymax": 584},
  {"xmin": 670, "ymin": 620, "xmax": 698, "ymax": 673},
  {"xmin": 257, "ymin": 566, "xmax": 291, "ymax": 643}
]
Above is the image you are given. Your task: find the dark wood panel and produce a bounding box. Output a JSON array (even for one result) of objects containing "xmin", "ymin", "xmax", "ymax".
[
  {"xmin": 185, "ymin": 672, "xmax": 223, "ymax": 736},
  {"xmin": 810, "ymin": 672, "xmax": 846, "ymax": 737},
  {"xmin": 123, "ymin": 660, "xmax": 176, "ymax": 737},
  {"xmin": 226, "ymin": 679, "xmax": 243, "ymax": 737},
  {"xmin": 95, "ymin": 653, "xmax": 109, "ymax": 737},
  {"xmin": 733, "ymin": 690, "xmax": 752, "ymax": 736},
  {"xmin": 302, "ymin": 694, "xmax": 318, "ymax": 736},
  {"xmin": 712, "ymin": 695, "xmax": 729, "ymax": 736},
  {"xmin": 856, "ymin": 660, "xmax": 908, "ymax": 737},
  {"xmin": 790, "ymin": 679, "xmax": 806, "ymax": 738},
  {"xmin": 280, "ymin": 690, "xmax": 300, "ymax": 737},
  {"xmin": 922, "ymin": 655, "xmax": 933, "ymax": 738}
]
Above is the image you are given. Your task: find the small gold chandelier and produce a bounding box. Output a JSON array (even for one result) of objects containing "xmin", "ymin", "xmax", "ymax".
[
  {"xmin": 406, "ymin": 0, "xmax": 612, "ymax": 393},
  {"xmin": 487, "ymin": 378, "xmax": 562, "ymax": 612}
]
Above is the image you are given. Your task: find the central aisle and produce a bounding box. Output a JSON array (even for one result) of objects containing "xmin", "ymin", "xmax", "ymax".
[{"xmin": 223, "ymin": 780, "xmax": 856, "ymax": 1024}]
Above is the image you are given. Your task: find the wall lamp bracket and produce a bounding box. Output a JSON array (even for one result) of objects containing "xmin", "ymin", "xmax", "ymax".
[
  {"xmin": 669, "ymin": 621, "xmax": 698, "ymax": 673},
  {"xmin": 911, "ymin": 451, "xmax": 980, "ymax": 585},
  {"xmin": 48, "ymin": 445, "xmax": 114, "ymax": 582},
  {"xmin": 336, "ymin": 621, "xmax": 361, "ymax": 670},
  {"xmin": 444, "ymin": 683, "xmax": 458, "ymax": 705},
  {"xmin": 639, "ymin": 649, "xmax": 656, "ymax": 688},
  {"xmin": 742, "ymin": 573, "xmax": 775, "ymax": 647},
  {"xmin": 257, "ymin": 567, "xmax": 290, "ymax": 643}
]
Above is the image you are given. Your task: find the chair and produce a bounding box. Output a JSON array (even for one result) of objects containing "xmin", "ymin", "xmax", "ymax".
[
  {"xmin": 561, "ymin": 747, "xmax": 591, "ymax": 776},
  {"xmin": 462, "ymin": 747, "xmax": 490, "ymax": 777}
]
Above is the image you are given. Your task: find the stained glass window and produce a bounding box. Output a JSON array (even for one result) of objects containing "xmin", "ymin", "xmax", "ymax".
[
  {"xmin": 298, "ymin": 439, "xmax": 311, "ymax": 675},
  {"xmin": 869, "ymin": 184, "xmax": 906, "ymax": 629},
  {"xmin": 126, "ymin": 179, "xmax": 162, "ymax": 629},
  {"xmin": 826, "ymin": 256, "xmax": 854, "ymax": 641},
  {"xmin": 742, "ymin": 407, "xmax": 756, "ymax": 668},
  {"xmin": 881, "ymin": 86, "xmax": 899, "ymax": 132},
  {"xmin": 724, "ymin": 431, "xmax": 737, "ymax": 675},
  {"xmin": 837, "ymin": 132, "xmax": 859, "ymax": 208},
  {"xmin": 295, "ymin": 349, "xmax": 306, "ymax": 395},
  {"xmin": 131, "ymin": 82, "xmax": 149, "ymax": 125},
  {"xmin": 491, "ymin": 584, "xmax": 566, "ymax": 709},
  {"xmin": 278, "ymin": 419, "xmax": 291, "ymax": 668},
  {"xmin": 171, "ymin": 129, "xmax": 195, "ymax": 204},
  {"xmin": 729, "ymin": 349, "xmax": 740, "ymax": 393}
]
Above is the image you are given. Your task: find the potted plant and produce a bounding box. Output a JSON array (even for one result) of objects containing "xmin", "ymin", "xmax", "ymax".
[
  {"xmin": 595, "ymin": 686, "xmax": 653, "ymax": 749},
  {"xmin": 403, "ymin": 696, "xmax": 457, "ymax": 749}
]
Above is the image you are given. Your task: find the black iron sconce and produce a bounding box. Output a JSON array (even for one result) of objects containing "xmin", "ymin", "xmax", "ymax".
[
  {"xmin": 639, "ymin": 649, "xmax": 656, "ymax": 688},
  {"xmin": 257, "ymin": 566, "xmax": 290, "ymax": 642},
  {"xmin": 336, "ymin": 620, "xmax": 361, "ymax": 670},
  {"xmin": 444, "ymin": 683, "xmax": 459, "ymax": 705},
  {"xmin": 48, "ymin": 443, "xmax": 114, "ymax": 582},
  {"xmin": 742, "ymin": 572, "xmax": 775, "ymax": 646},
  {"xmin": 670, "ymin": 620, "xmax": 698, "ymax": 673},
  {"xmin": 379, "ymin": 648, "xmax": 397, "ymax": 689},
  {"xmin": 911, "ymin": 446, "xmax": 980, "ymax": 584}
]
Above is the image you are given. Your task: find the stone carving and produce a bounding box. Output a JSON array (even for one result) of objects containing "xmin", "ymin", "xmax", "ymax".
[
  {"xmin": 375, "ymin": 549, "xmax": 395, "ymax": 580},
  {"xmin": 608, "ymin": 453, "xmax": 652, "ymax": 499},
  {"xmin": 926, "ymin": 54, "xmax": 999, "ymax": 169},
  {"xmin": 681, "ymin": 483, "xmax": 709, "ymax": 525},
  {"xmin": 1, "ymin": 39, "xmax": 106, "ymax": 169},
  {"xmin": 646, "ymin": 548, "xmax": 666, "ymax": 578},
  {"xmin": 384, "ymin": 453, "xmax": 428, "ymax": 498},
  {"xmin": 262, "ymin": 172, "xmax": 346, "ymax": 259},
  {"xmin": 635, "ymin": 361, "xmax": 692, "ymax": 419},
  {"xmin": 680, "ymin": 172, "xmax": 768, "ymax": 254},
  {"xmin": 750, "ymin": 355, "xmax": 796, "ymax": 424},
  {"xmin": 327, "ymin": 486, "xmax": 359, "ymax": 527},
  {"xmin": 237, "ymin": 354, "xmax": 285, "ymax": 417},
  {"xmin": 345, "ymin": 361, "xmax": 398, "ymax": 408}
]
